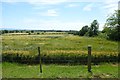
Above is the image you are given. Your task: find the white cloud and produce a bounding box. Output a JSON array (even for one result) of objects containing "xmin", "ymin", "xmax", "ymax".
[
  {"xmin": 102, "ymin": 1, "xmax": 118, "ymax": 14},
  {"xmin": 46, "ymin": 9, "xmax": 58, "ymax": 16},
  {"xmin": 1, "ymin": 0, "xmax": 68, "ymax": 5},
  {"xmin": 22, "ymin": 18, "xmax": 106, "ymax": 30},
  {"xmin": 83, "ymin": 4, "xmax": 93, "ymax": 11},
  {"xmin": 67, "ymin": 4, "xmax": 79, "ymax": 7},
  {"xmin": 1, "ymin": 0, "xmax": 18, "ymax": 3},
  {"xmin": 104, "ymin": 0, "xmax": 119, "ymax": 3},
  {"xmin": 36, "ymin": 9, "xmax": 58, "ymax": 16},
  {"xmin": 28, "ymin": 0, "xmax": 68, "ymax": 5},
  {"xmin": 2, "ymin": 0, "xmax": 119, "ymax": 4},
  {"xmin": 118, "ymin": 1, "xmax": 120, "ymax": 10},
  {"xmin": 1, "ymin": 0, "xmax": 119, "ymax": 4},
  {"xmin": 32, "ymin": 6, "xmax": 47, "ymax": 10},
  {"xmin": 22, "ymin": 18, "xmax": 86, "ymax": 30},
  {"xmin": 2, "ymin": 0, "xmax": 119, "ymax": 30}
]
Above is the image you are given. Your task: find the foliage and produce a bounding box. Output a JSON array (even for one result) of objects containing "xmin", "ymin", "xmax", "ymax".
[
  {"xmin": 88, "ymin": 20, "xmax": 99, "ymax": 37},
  {"xmin": 102, "ymin": 10, "xmax": 120, "ymax": 41},
  {"xmin": 79, "ymin": 20, "xmax": 99, "ymax": 37},
  {"xmin": 97, "ymin": 32, "xmax": 108, "ymax": 39},
  {"xmin": 79, "ymin": 25, "xmax": 89, "ymax": 36},
  {"xmin": 105, "ymin": 10, "xmax": 119, "ymax": 27}
]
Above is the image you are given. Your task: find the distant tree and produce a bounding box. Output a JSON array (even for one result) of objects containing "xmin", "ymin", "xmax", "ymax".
[
  {"xmin": 9, "ymin": 30, "xmax": 14, "ymax": 33},
  {"xmin": 1, "ymin": 30, "xmax": 4, "ymax": 34},
  {"xmin": 31, "ymin": 30, "xmax": 34, "ymax": 33},
  {"xmin": 79, "ymin": 25, "xmax": 89, "ymax": 36},
  {"xmin": 20, "ymin": 30, "xmax": 23, "ymax": 33},
  {"xmin": 14, "ymin": 30, "xmax": 19, "ymax": 33},
  {"xmin": 26, "ymin": 31, "xmax": 29, "ymax": 33},
  {"xmin": 0, "ymin": 30, "xmax": 2, "ymax": 35},
  {"xmin": 4, "ymin": 30, "xmax": 9, "ymax": 33},
  {"xmin": 37, "ymin": 32, "xmax": 39, "ymax": 34},
  {"xmin": 88, "ymin": 20, "xmax": 99, "ymax": 37},
  {"xmin": 28, "ymin": 32, "xmax": 31, "ymax": 35}
]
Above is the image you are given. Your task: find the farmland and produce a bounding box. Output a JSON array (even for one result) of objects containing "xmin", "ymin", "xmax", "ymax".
[
  {"xmin": 1, "ymin": 32, "xmax": 119, "ymax": 78},
  {"xmin": 2, "ymin": 1, "xmax": 120, "ymax": 79},
  {"xmin": 2, "ymin": 32, "xmax": 118, "ymax": 64}
]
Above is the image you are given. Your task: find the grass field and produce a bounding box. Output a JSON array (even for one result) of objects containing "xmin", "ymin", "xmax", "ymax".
[
  {"xmin": 2, "ymin": 33, "xmax": 118, "ymax": 64},
  {"xmin": 1, "ymin": 33, "xmax": 119, "ymax": 78},
  {"xmin": 2, "ymin": 62, "xmax": 119, "ymax": 78},
  {"xmin": 2, "ymin": 33, "xmax": 118, "ymax": 51}
]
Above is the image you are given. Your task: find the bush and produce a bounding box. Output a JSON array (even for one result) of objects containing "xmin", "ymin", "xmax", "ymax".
[{"xmin": 97, "ymin": 33, "xmax": 108, "ymax": 39}]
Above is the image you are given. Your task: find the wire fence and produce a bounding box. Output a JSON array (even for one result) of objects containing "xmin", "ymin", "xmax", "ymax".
[{"xmin": 2, "ymin": 46, "xmax": 118, "ymax": 64}]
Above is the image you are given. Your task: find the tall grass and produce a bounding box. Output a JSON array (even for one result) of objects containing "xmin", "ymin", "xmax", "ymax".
[{"xmin": 2, "ymin": 34, "xmax": 119, "ymax": 64}]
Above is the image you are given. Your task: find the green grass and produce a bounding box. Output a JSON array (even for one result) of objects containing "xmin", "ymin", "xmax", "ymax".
[
  {"xmin": 2, "ymin": 34, "xmax": 118, "ymax": 51},
  {"xmin": 0, "ymin": 63, "xmax": 2, "ymax": 79},
  {"xmin": 1, "ymin": 33, "xmax": 119, "ymax": 79},
  {"xmin": 2, "ymin": 62, "xmax": 119, "ymax": 78},
  {"xmin": 2, "ymin": 34, "xmax": 118, "ymax": 64}
]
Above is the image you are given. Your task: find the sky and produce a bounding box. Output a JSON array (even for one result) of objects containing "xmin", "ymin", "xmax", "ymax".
[{"xmin": 0, "ymin": 0, "xmax": 119, "ymax": 31}]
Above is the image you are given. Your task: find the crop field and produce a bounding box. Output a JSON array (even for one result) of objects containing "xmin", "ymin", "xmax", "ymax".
[
  {"xmin": 2, "ymin": 33, "xmax": 118, "ymax": 64},
  {"xmin": 1, "ymin": 32, "xmax": 119, "ymax": 78}
]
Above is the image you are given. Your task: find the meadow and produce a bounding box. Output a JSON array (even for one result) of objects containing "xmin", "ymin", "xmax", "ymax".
[
  {"xmin": 2, "ymin": 32, "xmax": 118, "ymax": 64},
  {"xmin": 1, "ymin": 32, "xmax": 119, "ymax": 78}
]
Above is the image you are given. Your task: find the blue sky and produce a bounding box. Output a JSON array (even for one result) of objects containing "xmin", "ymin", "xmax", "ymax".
[{"xmin": 1, "ymin": 0, "xmax": 119, "ymax": 30}]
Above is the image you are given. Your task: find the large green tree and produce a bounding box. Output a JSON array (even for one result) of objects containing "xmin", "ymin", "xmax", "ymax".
[
  {"xmin": 103, "ymin": 10, "xmax": 120, "ymax": 41},
  {"xmin": 104, "ymin": 10, "xmax": 119, "ymax": 27}
]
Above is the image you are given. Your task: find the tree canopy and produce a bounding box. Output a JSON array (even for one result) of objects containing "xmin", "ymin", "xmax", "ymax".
[
  {"xmin": 79, "ymin": 20, "xmax": 99, "ymax": 37},
  {"xmin": 102, "ymin": 10, "xmax": 120, "ymax": 41},
  {"xmin": 79, "ymin": 25, "xmax": 89, "ymax": 36},
  {"xmin": 88, "ymin": 20, "xmax": 99, "ymax": 37}
]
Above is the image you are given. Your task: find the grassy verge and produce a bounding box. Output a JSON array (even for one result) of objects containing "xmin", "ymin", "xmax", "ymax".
[{"xmin": 2, "ymin": 62, "xmax": 119, "ymax": 78}]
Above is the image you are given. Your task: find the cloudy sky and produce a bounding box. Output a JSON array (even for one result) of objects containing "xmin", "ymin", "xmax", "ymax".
[{"xmin": 1, "ymin": 0, "xmax": 119, "ymax": 30}]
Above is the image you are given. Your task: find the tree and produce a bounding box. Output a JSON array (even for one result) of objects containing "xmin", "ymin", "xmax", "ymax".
[
  {"xmin": 88, "ymin": 20, "xmax": 99, "ymax": 37},
  {"xmin": 104, "ymin": 10, "xmax": 119, "ymax": 27},
  {"xmin": 79, "ymin": 25, "xmax": 89, "ymax": 36},
  {"xmin": 3, "ymin": 30, "xmax": 8, "ymax": 34},
  {"xmin": 31, "ymin": 30, "xmax": 34, "ymax": 33},
  {"xmin": 103, "ymin": 10, "xmax": 120, "ymax": 41}
]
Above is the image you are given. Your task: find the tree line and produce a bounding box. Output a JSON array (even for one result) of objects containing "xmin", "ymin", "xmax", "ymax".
[
  {"xmin": 75, "ymin": 10, "xmax": 120, "ymax": 41},
  {"xmin": 1, "ymin": 10, "xmax": 119, "ymax": 41},
  {"xmin": 0, "ymin": 29, "xmax": 78, "ymax": 35}
]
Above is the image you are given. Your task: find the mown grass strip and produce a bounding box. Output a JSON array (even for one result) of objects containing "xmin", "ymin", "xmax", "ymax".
[{"xmin": 2, "ymin": 62, "xmax": 118, "ymax": 78}]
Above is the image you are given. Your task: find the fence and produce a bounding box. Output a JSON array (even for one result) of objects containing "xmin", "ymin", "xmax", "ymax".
[
  {"xmin": 38, "ymin": 46, "xmax": 92, "ymax": 73},
  {"xmin": 2, "ymin": 45, "xmax": 118, "ymax": 65}
]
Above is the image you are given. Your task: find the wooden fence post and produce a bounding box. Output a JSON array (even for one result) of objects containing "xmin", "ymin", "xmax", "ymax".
[
  {"xmin": 88, "ymin": 45, "xmax": 91, "ymax": 72},
  {"xmin": 38, "ymin": 47, "xmax": 42, "ymax": 73}
]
